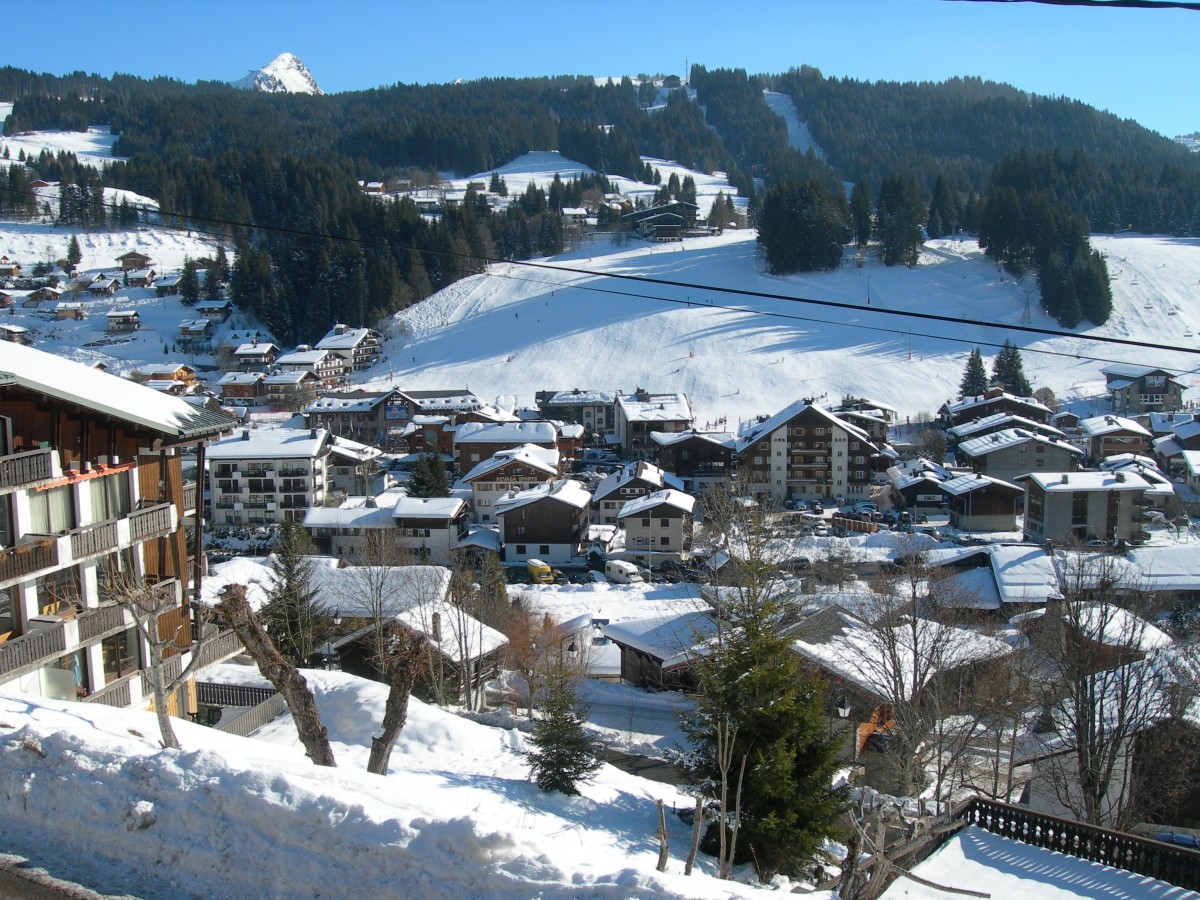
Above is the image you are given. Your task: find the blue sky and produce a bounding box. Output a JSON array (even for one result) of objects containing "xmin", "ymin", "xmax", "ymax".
[{"xmin": 15, "ymin": 1, "xmax": 1199, "ymax": 138}]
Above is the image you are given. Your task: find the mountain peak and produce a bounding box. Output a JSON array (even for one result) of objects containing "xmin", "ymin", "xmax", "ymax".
[{"xmin": 231, "ymin": 53, "xmax": 323, "ymax": 95}]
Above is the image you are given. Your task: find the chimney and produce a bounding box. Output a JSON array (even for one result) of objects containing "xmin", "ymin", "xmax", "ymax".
[
  {"xmin": 1115, "ymin": 472, "xmax": 1125, "ymax": 483},
  {"xmin": 334, "ymin": 323, "xmax": 347, "ymax": 335},
  {"xmin": 431, "ymin": 611, "xmax": 441, "ymax": 642},
  {"xmin": 1061, "ymin": 474, "xmax": 1068, "ymax": 484},
  {"xmin": 310, "ymin": 427, "xmax": 318, "ymax": 439},
  {"xmin": 242, "ymin": 429, "xmax": 251, "ymax": 441}
]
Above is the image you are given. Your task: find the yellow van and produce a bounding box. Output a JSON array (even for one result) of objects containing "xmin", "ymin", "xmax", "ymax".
[{"xmin": 526, "ymin": 559, "xmax": 554, "ymax": 584}]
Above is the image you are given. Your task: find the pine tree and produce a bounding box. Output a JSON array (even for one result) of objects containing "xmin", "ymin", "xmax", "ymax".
[
  {"xmin": 261, "ymin": 522, "xmax": 324, "ymax": 666},
  {"xmin": 408, "ymin": 453, "xmax": 449, "ymax": 498},
  {"xmin": 876, "ymin": 174, "xmax": 925, "ymax": 267},
  {"xmin": 179, "ymin": 257, "xmax": 200, "ymax": 306},
  {"xmin": 991, "ymin": 340, "xmax": 1033, "ymax": 395},
  {"xmin": 527, "ymin": 653, "xmax": 601, "ymax": 795},
  {"xmin": 681, "ymin": 508, "xmax": 846, "ymax": 880},
  {"xmin": 849, "ymin": 181, "xmax": 872, "ymax": 249},
  {"xmin": 66, "ymin": 234, "xmax": 82, "ymax": 271},
  {"xmin": 958, "ymin": 347, "xmax": 988, "ymax": 398}
]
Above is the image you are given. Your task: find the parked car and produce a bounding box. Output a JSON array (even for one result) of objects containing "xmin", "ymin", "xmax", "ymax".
[
  {"xmin": 779, "ymin": 556, "xmax": 812, "ymax": 572},
  {"xmin": 605, "ymin": 560, "xmax": 644, "ymax": 584},
  {"xmin": 810, "ymin": 501, "xmax": 824, "ymax": 515}
]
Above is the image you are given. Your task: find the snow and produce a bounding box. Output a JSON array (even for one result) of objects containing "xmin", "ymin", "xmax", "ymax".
[
  {"xmin": 230, "ymin": 52, "xmax": 323, "ymax": 95},
  {"xmin": 761, "ymin": 91, "xmax": 825, "ymax": 160},
  {"xmin": 0, "ymin": 125, "xmax": 125, "ymax": 170},
  {"xmin": 881, "ymin": 825, "xmax": 1196, "ymax": 899}
]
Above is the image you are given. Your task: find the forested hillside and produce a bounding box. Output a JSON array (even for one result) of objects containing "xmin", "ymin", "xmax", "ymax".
[{"xmin": 2, "ymin": 62, "xmax": 1198, "ymax": 343}]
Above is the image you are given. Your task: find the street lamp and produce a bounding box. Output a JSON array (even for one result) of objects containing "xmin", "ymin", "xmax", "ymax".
[{"xmin": 319, "ymin": 641, "xmax": 338, "ymax": 670}]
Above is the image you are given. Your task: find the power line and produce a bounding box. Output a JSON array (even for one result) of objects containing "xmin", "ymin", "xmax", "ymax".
[
  {"xmin": 3, "ymin": 184, "xmax": 1197, "ymax": 369},
  {"xmin": 944, "ymin": 0, "xmax": 1200, "ymax": 10}
]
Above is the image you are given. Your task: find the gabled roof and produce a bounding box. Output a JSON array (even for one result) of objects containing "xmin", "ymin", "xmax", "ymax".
[
  {"xmin": 207, "ymin": 426, "xmax": 331, "ymax": 461},
  {"xmin": 494, "ymin": 479, "xmax": 591, "ymax": 515},
  {"xmin": 957, "ymin": 428, "xmax": 1083, "ymax": 459},
  {"xmin": 603, "ymin": 609, "xmax": 716, "ymax": 669},
  {"xmin": 264, "ymin": 371, "xmax": 319, "ymax": 385},
  {"xmin": 650, "ymin": 428, "xmax": 736, "ymax": 449},
  {"xmin": 1101, "ymin": 363, "xmax": 1180, "ymax": 381},
  {"xmin": 305, "ymin": 389, "xmax": 402, "ymax": 414},
  {"xmin": 1018, "ymin": 471, "xmax": 1152, "ymax": 492},
  {"xmin": 543, "ymin": 389, "xmax": 614, "ymax": 406},
  {"xmin": 929, "ymin": 544, "xmax": 1062, "ymax": 605},
  {"xmin": 328, "ymin": 435, "xmax": 382, "ymax": 464},
  {"xmin": 948, "ymin": 413, "xmax": 1066, "ymax": 441},
  {"xmin": 217, "ymin": 372, "xmax": 266, "ymax": 386},
  {"xmin": 736, "ymin": 401, "xmax": 873, "ymax": 452},
  {"xmin": 944, "ymin": 391, "xmax": 1050, "ymax": 417},
  {"xmin": 276, "ymin": 348, "xmax": 332, "ymax": 366},
  {"xmin": 593, "ymin": 461, "xmax": 683, "ymax": 502},
  {"xmin": 0, "ymin": 343, "xmax": 231, "ymax": 442},
  {"xmin": 315, "ymin": 325, "xmax": 376, "ymax": 351},
  {"xmin": 388, "ymin": 495, "xmax": 467, "ymax": 519},
  {"xmin": 940, "ymin": 472, "xmax": 1023, "ymax": 496},
  {"xmin": 616, "ymin": 391, "xmax": 692, "ymax": 424},
  {"xmin": 234, "ymin": 342, "xmax": 280, "ymax": 356},
  {"xmin": 461, "ymin": 444, "xmax": 560, "ymax": 482},
  {"xmin": 1079, "ymin": 415, "xmax": 1152, "ymax": 438},
  {"xmin": 404, "ymin": 388, "xmax": 481, "ymax": 411},
  {"xmin": 455, "ymin": 420, "xmax": 558, "ymax": 445},
  {"xmin": 617, "ymin": 488, "xmax": 696, "ymax": 519}
]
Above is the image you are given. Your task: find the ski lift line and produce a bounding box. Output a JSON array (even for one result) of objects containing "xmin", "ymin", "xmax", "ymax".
[{"xmin": 8, "ymin": 185, "xmax": 1198, "ymax": 365}]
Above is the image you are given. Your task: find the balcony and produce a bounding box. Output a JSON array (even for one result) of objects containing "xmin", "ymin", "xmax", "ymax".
[
  {"xmin": 0, "ymin": 447, "xmax": 56, "ymax": 492},
  {"xmin": 0, "ymin": 539, "xmax": 60, "ymax": 588},
  {"xmin": 0, "ymin": 623, "xmax": 67, "ymax": 681},
  {"xmin": 70, "ymin": 519, "xmax": 119, "ymax": 561},
  {"xmin": 129, "ymin": 502, "xmax": 175, "ymax": 542},
  {"xmin": 83, "ymin": 671, "xmax": 138, "ymax": 708},
  {"xmin": 182, "ymin": 481, "xmax": 198, "ymax": 513}
]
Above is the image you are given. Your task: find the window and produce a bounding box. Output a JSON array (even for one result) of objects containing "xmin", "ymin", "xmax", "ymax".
[
  {"xmin": 516, "ymin": 544, "xmax": 527, "ymax": 555},
  {"xmin": 659, "ymin": 518, "xmax": 669, "ymax": 528},
  {"xmin": 101, "ymin": 627, "xmax": 141, "ymax": 684},
  {"xmin": 28, "ymin": 484, "xmax": 75, "ymax": 534},
  {"xmin": 660, "ymin": 536, "xmax": 669, "ymax": 546},
  {"xmin": 539, "ymin": 545, "xmax": 550, "ymax": 555},
  {"xmin": 641, "ymin": 518, "xmax": 651, "ymax": 527},
  {"xmin": 90, "ymin": 474, "xmax": 131, "ymax": 520},
  {"xmin": 854, "ymin": 456, "xmax": 865, "ymax": 464}
]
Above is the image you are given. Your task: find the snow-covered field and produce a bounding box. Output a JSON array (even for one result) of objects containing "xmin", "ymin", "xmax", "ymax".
[{"xmin": 0, "ymin": 124, "xmax": 125, "ymax": 170}]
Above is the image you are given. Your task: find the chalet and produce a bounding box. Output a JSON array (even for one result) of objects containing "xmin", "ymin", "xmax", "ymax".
[
  {"xmin": 399, "ymin": 415, "xmax": 455, "ymax": 458},
  {"xmin": 105, "ymin": 310, "xmax": 141, "ymax": 333},
  {"xmin": 604, "ymin": 609, "xmax": 717, "ymax": 691},
  {"xmin": 621, "ymin": 201, "xmax": 699, "ymax": 242},
  {"xmin": 144, "ymin": 379, "xmax": 189, "ymax": 396},
  {"xmin": 216, "ymin": 371, "xmax": 266, "ymax": 402},
  {"xmin": 0, "ymin": 323, "xmax": 31, "ymax": 345},
  {"xmin": 1078, "ymin": 415, "xmax": 1152, "ymax": 463},
  {"xmin": 19, "ymin": 294, "xmax": 43, "ymax": 309},
  {"xmin": 303, "ymin": 494, "xmax": 469, "ymax": 566},
  {"xmin": 0, "ymin": 289, "xmax": 11, "ymax": 308},
  {"xmin": 115, "ymin": 251, "xmax": 152, "ymax": 272},
  {"xmin": 650, "ymin": 429, "xmax": 736, "ymax": 495},
  {"xmin": 1017, "ymin": 470, "xmax": 1155, "ymax": 546},
  {"xmin": 195, "ymin": 300, "xmax": 231, "ymax": 322},
  {"xmin": 615, "ymin": 388, "xmax": 693, "ymax": 460},
  {"xmin": 29, "ymin": 286, "xmax": 63, "ymax": 304},
  {"xmin": 0, "ymin": 255, "xmax": 20, "ymax": 277},
  {"xmin": 54, "ymin": 302, "xmax": 85, "ymax": 321},
  {"xmin": 178, "ymin": 319, "xmax": 212, "ymax": 346},
  {"xmin": 125, "ymin": 267, "xmax": 156, "ymax": 288},
  {"xmin": 455, "ymin": 420, "xmax": 558, "ymax": 471},
  {"xmin": 262, "ymin": 371, "xmax": 320, "ymax": 411},
  {"xmin": 233, "ymin": 340, "xmax": 279, "ymax": 371},
  {"xmin": 155, "ymin": 273, "xmax": 183, "ymax": 297},
  {"xmin": 461, "ymin": 444, "xmax": 560, "ymax": 524},
  {"xmin": 939, "ymin": 472, "xmax": 1025, "ymax": 532},
  {"xmin": 0, "ymin": 341, "xmax": 238, "ymax": 711},
  {"xmin": 617, "ymin": 489, "xmax": 696, "ymax": 564},
  {"xmin": 1151, "ymin": 419, "xmax": 1200, "ymax": 477},
  {"xmin": 534, "ymin": 388, "xmax": 616, "ymax": 436},
  {"xmin": 736, "ymin": 401, "xmax": 882, "ymax": 504},
  {"xmin": 326, "ymin": 435, "xmax": 383, "ymax": 498},
  {"xmin": 315, "ymin": 323, "xmax": 382, "ymax": 372},
  {"xmin": 306, "ymin": 388, "xmax": 418, "ymax": 447},
  {"xmin": 956, "ymin": 428, "xmax": 1083, "ymax": 483},
  {"xmin": 495, "ymin": 479, "xmax": 591, "ymax": 565},
  {"xmin": 88, "ymin": 276, "xmax": 121, "ymax": 297},
  {"xmin": 592, "ymin": 461, "xmax": 683, "ymax": 525},
  {"xmin": 940, "ymin": 389, "xmax": 1052, "ymax": 427},
  {"xmin": 886, "ymin": 458, "xmax": 954, "ymax": 511},
  {"xmin": 833, "ymin": 409, "xmax": 890, "ymax": 445},
  {"xmin": 1050, "ymin": 409, "xmax": 1082, "ymax": 433},
  {"xmin": 134, "ymin": 364, "xmax": 198, "ymax": 388},
  {"xmin": 1102, "ymin": 364, "xmax": 1185, "ymax": 415},
  {"xmin": 274, "ymin": 347, "xmax": 348, "ymax": 384},
  {"xmin": 1144, "ymin": 411, "xmax": 1197, "ymax": 439}
]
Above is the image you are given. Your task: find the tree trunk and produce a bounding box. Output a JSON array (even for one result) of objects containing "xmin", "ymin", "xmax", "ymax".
[
  {"xmin": 145, "ymin": 640, "xmax": 180, "ymax": 750},
  {"xmin": 367, "ymin": 630, "xmax": 425, "ymax": 775},
  {"xmin": 684, "ymin": 795, "xmax": 704, "ymax": 876},
  {"xmin": 656, "ymin": 799, "xmax": 669, "ymax": 873},
  {"xmin": 217, "ymin": 584, "xmax": 336, "ymax": 767}
]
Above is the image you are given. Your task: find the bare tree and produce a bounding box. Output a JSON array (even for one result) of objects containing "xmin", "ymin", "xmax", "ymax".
[
  {"xmin": 1031, "ymin": 551, "xmax": 1196, "ymax": 828},
  {"xmin": 105, "ymin": 572, "xmax": 220, "ymax": 751},
  {"xmin": 365, "ymin": 625, "xmax": 428, "ymax": 775},
  {"xmin": 215, "ymin": 583, "xmax": 336, "ymax": 767}
]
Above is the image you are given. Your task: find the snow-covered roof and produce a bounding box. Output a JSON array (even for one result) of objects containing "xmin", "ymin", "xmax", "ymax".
[
  {"xmin": 329, "ymin": 435, "xmax": 382, "ymax": 464},
  {"xmin": 617, "ymin": 488, "xmax": 695, "ymax": 519},
  {"xmin": 650, "ymin": 429, "xmax": 735, "ymax": 448},
  {"xmin": 404, "ymin": 389, "xmax": 481, "ymax": 411},
  {"xmin": 1072, "ymin": 603, "xmax": 1173, "ymax": 653},
  {"xmin": 736, "ymin": 401, "xmax": 872, "ymax": 452},
  {"xmin": 179, "ymin": 318, "xmax": 211, "ymax": 331},
  {"xmin": 305, "ymin": 390, "xmax": 395, "ymax": 414},
  {"xmin": 461, "ymin": 444, "xmax": 560, "ymax": 482},
  {"xmin": 939, "ymin": 472, "xmax": 1023, "ymax": 496},
  {"xmin": 1124, "ymin": 545, "xmax": 1200, "ymax": 592},
  {"xmin": 603, "ymin": 610, "xmax": 716, "ymax": 669},
  {"xmin": 217, "ymin": 372, "xmax": 265, "ymax": 386},
  {"xmin": 1101, "ymin": 363, "xmax": 1179, "ymax": 380},
  {"xmin": 593, "ymin": 461, "xmax": 683, "ymax": 502},
  {"xmin": 1021, "ymin": 470, "xmax": 1153, "ymax": 493},
  {"xmin": 1147, "ymin": 411, "xmax": 1197, "ymax": 433},
  {"xmin": 616, "ymin": 391, "xmax": 692, "ymax": 424},
  {"xmin": 276, "ymin": 348, "xmax": 331, "ymax": 366},
  {"xmin": 388, "ymin": 495, "xmax": 467, "ymax": 519},
  {"xmin": 207, "ymin": 426, "xmax": 331, "ymax": 461},
  {"xmin": 264, "ymin": 371, "xmax": 316, "ymax": 385},
  {"xmin": 945, "ymin": 391, "xmax": 1050, "ymax": 417},
  {"xmin": 544, "ymin": 389, "xmax": 614, "ymax": 405},
  {"xmin": 105, "ymin": 309, "xmax": 139, "ymax": 318},
  {"xmin": 929, "ymin": 544, "xmax": 1062, "ymax": 605},
  {"xmin": 494, "ymin": 479, "xmax": 591, "ymax": 515},
  {"xmin": 1079, "ymin": 415, "xmax": 1152, "ymax": 438},
  {"xmin": 0, "ymin": 342, "xmax": 231, "ymax": 441},
  {"xmin": 234, "ymin": 342, "xmax": 279, "ymax": 356},
  {"xmin": 887, "ymin": 457, "xmax": 952, "ymax": 492},
  {"xmin": 316, "ymin": 325, "xmax": 375, "ymax": 351},
  {"xmin": 455, "ymin": 421, "xmax": 557, "ymax": 445}
]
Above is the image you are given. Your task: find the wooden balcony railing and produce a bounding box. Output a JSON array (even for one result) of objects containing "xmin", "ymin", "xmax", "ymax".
[
  {"xmin": 83, "ymin": 672, "xmax": 137, "ymax": 708},
  {"xmin": 0, "ymin": 540, "xmax": 59, "ymax": 587},
  {"xmin": 0, "ymin": 448, "xmax": 55, "ymax": 491},
  {"xmin": 71, "ymin": 519, "xmax": 119, "ymax": 561},
  {"xmin": 194, "ymin": 630, "xmax": 243, "ymax": 669},
  {"xmin": 76, "ymin": 604, "xmax": 130, "ymax": 643},
  {"xmin": 182, "ymin": 481, "xmax": 198, "ymax": 512},
  {"xmin": 129, "ymin": 502, "xmax": 175, "ymax": 542},
  {"xmin": 0, "ymin": 624, "xmax": 66, "ymax": 680}
]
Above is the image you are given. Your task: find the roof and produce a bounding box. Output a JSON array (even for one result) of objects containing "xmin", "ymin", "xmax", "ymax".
[
  {"xmin": 1072, "ymin": 603, "xmax": 1173, "ymax": 653},
  {"xmin": 328, "ymin": 435, "xmax": 382, "ymax": 464},
  {"xmin": 461, "ymin": 444, "xmax": 560, "ymax": 482},
  {"xmin": 594, "ymin": 461, "xmax": 683, "ymax": 501},
  {"xmin": 616, "ymin": 391, "xmax": 693, "ymax": 424},
  {"xmin": 276, "ymin": 349, "xmax": 332, "ymax": 366},
  {"xmin": 650, "ymin": 429, "xmax": 736, "ymax": 449},
  {"xmin": 1124, "ymin": 545, "xmax": 1200, "ymax": 591},
  {"xmin": 306, "ymin": 389, "xmax": 397, "ymax": 414},
  {"xmin": 617, "ymin": 488, "xmax": 696, "ymax": 519},
  {"xmin": 0, "ymin": 342, "xmax": 231, "ymax": 442},
  {"xmin": 264, "ymin": 371, "xmax": 317, "ymax": 385},
  {"xmin": 543, "ymin": 389, "xmax": 614, "ymax": 406},
  {"xmin": 404, "ymin": 389, "xmax": 481, "ymax": 411},
  {"xmin": 1079, "ymin": 415, "xmax": 1152, "ymax": 438},
  {"xmin": 957, "ymin": 428, "xmax": 1083, "ymax": 459},
  {"xmin": 929, "ymin": 544, "xmax": 1062, "ymax": 605},
  {"xmin": 494, "ymin": 479, "xmax": 591, "ymax": 515},
  {"xmin": 388, "ymin": 495, "xmax": 467, "ymax": 519},
  {"xmin": 603, "ymin": 610, "xmax": 716, "ymax": 669},
  {"xmin": 105, "ymin": 309, "xmax": 139, "ymax": 318},
  {"xmin": 1019, "ymin": 471, "xmax": 1152, "ymax": 492},
  {"xmin": 217, "ymin": 372, "xmax": 266, "ymax": 386},
  {"xmin": 940, "ymin": 472, "xmax": 1023, "ymax": 496},
  {"xmin": 948, "ymin": 413, "xmax": 1066, "ymax": 441},
  {"xmin": 207, "ymin": 426, "xmax": 331, "ymax": 461},
  {"xmin": 1101, "ymin": 363, "xmax": 1179, "ymax": 380},
  {"xmin": 316, "ymin": 325, "xmax": 376, "ymax": 351},
  {"xmin": 736, "ymin": 401, "xmax": 873, "ymax": 452},
  {"xmin": 455, "ymin": 421, "xmax": 558, "ymax": 445},
  {"xmin": 234, "ymin": 343, "xmax": 279, "ymax": 356}
]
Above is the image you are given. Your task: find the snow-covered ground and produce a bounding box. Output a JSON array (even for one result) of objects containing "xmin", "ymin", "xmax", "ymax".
[{"xmin": 0, "ymin": 125, "xmax": 125, "ymax": 170}]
